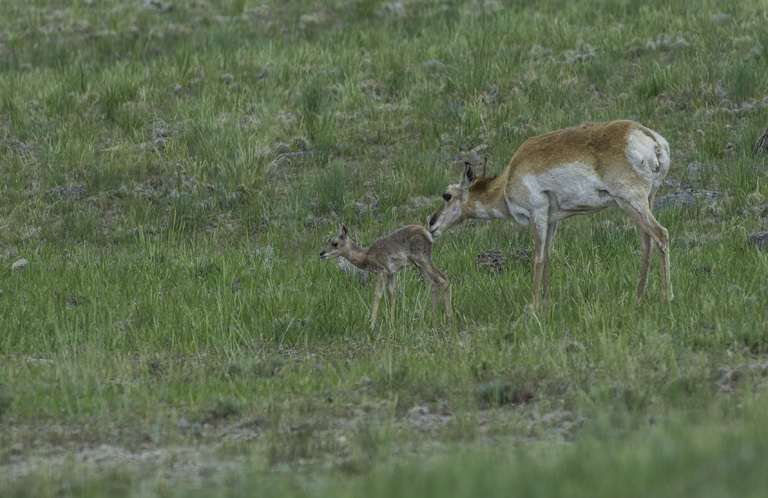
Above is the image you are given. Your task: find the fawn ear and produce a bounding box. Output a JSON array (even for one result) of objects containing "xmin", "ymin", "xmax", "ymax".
[
  {"xmin": 341, "ymin": 224, "xmax": 348, "ymax": 237},
  {"xmin": 462, "ymin": 161, "xmax": 476, "ymax": 187},
  {"xmin": 336, "ymin": 222, "xmax": 343, "ymax": 235}
]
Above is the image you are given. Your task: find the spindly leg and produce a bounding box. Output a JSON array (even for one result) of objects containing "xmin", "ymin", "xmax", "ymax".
[
  {"xmin": 417, "ymin": 264, "xmax": 440, "ymax": 315},
  {"xmin": 542, "ymin": 221, "xmax": 558, "ymax": 302},
  {"xmin": 387, "ymin": 273, "xmax": 396, "ymax": 323},
  {"xmin": 434, "ymin": 268, "xmax": 452, "ymax": 326},
  {"xmin": 371, "ymin": 274, "xmax": 385, "ymax": 330},
  {"xmin": 615, "ymin": 197, "xmax": 672, "ymax": 300},
  {"xmin": 414, "ymin": 257, "xmax": 452, "ymax": 326},
  {"xmin": 634, "ymin": 221, "xmax": 652, "ymax": 300},
  {"xmin": 442, "ymin": 279, "xmax": 452, "ymax": 326},
  {"xmin": 529, "ymin": 212, "xmax": 550, "ymax": 306},
  {"xmin": 430, "ymin": 281, "xmax": 441, "ymax": 316}
]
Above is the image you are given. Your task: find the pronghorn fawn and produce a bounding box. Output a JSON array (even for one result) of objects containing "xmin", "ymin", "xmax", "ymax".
[
  {"xmin": 320, "ymin": 223, "xmax": 451, "ymax": 330},
  {"xmin": 428, "ymin": 120, "xmax": 672, "ymax": 306}
]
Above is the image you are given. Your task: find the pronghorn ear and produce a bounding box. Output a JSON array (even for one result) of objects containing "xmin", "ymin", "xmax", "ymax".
[
  {"xmin": 336, "ymin": 222, "xmax": 344, "ymax": 236},
  {"xmin": 462, "ymin": 161, "xmax": 476, "ymax": 187}
]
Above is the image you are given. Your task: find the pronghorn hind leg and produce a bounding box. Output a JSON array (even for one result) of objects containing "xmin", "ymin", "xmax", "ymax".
[
  {"xmin": 634, "ymin": 221, "xmax": 652, "ymax": 300},
  {"xmin": 647, "ymin": 192, "xmax": 672, "ymax": 300},
  {"xmin": 414, "ymin": 257, "xmax": 452, "ymax": 326},
  {"xmin": 415, "ymin": 260, "xmax": 439, "ymax": 315},
  {"xmin": 615, "ymin": 197, "xmax": 672, "ymax": 300},
  {"xmin": 431, "ymin": 267, "xmax": 452, "ymax": 326}
]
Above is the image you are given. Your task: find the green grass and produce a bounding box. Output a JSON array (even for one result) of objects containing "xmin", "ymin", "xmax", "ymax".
[{"xmin": 1, "ymin": 0, "xmax": 768, "ymax": 495}]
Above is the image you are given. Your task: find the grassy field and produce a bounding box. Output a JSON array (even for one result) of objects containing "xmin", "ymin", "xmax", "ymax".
[{"xmin": 1, "ymin": 0, "xmax": 768, "ymax": 495}]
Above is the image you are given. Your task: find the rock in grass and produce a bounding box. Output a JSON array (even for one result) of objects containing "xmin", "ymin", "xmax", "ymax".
[
  {"xmin": 381, "ymin": 2, "xmax": 406, "ymax": 17},
  {"xmin": 653, "ymin": 189, "xmax": 726, "ymax": 212},
  {"xmin": 206, "ymin": 397, "xmax": 243, "ymax": 421},
  {"xmin": 272, "ymin": 142, "xmax": 291, "ymax": 157},
  {"xmin": 143, "ymin": 0, "xmax": 174, "ymax": 12},
  {"xmin": 257, "ymin": 63, "xmax": 271, "ymax": 81},
  {"xmin": 11, "ymin": 258, "xmax": 28, "ymax": 271},
  {"xmin": 476, "ymin": 248, "xmax": 530, "ymax": 274},
  {"xmin": 748, "ymin": 231, "xmax": 768, "ymax": 250},
  {"xmin": 476, "ymin": 249, "xmax": 507, "ymax": 274},
  {"xmin": 231, "ymin": 278, "xmax": 242, "ymax": 292},
  {"xmin": 712, "ymin": 13, "xmax": 732, "ymax": 23},
  {"xmin": 3, "ymin": 139, "xmax": 29, "ymax": 152},
  {"xmin": 45, "ymin": 184, "xmax": 85, "ymax": 201},
  {"xmin": 175, "ymin": 421, "xmax": 203, "ymax": 437},
  {"xmin": 692, "ymin": 266, "xmax": 711, "ymax": 275},
  {"xmin": 24, "ymin": 356, "xmax": 53, "ymax": 365},
  {"xmin": 755, "ymin": 127, "xmax": 768, "ymax": 154},
  {"xmin": 477, "ymin": 381, "xmax": 533, "ymax": 407},
  {"xmin": 563, "ymin": 40, "xmax": 596, "ymax": 63},
  {"xmin": 684, "ymin": 162, "xmax": 713, "ymax": 180},
  {"xmin": 0, "ymin": 384, "xmax": 11, "ymax": 419}
]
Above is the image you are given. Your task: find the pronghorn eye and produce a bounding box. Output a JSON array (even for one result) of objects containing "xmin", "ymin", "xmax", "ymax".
[
  {"xmin": 331, "ymin": 242, "xmax": 338, "ymax": 247},
  {"xmin": 443, "ymin": 193, "xmax": 452, "ymax": 202}
]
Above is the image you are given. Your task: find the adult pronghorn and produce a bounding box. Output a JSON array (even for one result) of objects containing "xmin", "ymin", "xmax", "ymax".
[{"xmin": 427, "ymin": 120, "xmax": 672, "ymax": 305}]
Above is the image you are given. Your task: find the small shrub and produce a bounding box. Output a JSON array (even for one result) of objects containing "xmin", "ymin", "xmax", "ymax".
[
  {"xmin": 726, "ymin": 60, "xmax": 762, "ymax": 102},
  {"xmin": 477, "ymin": 381, "xmax": 534, "ymax": 407},
  {"xmin": 204, "ymin": 396, "xmax": 244, "ymax": 421},
  {"xmin": 0, "ymin": 381, "xmax": 12, "ymax": 420},
  {"xmin": 315, "ymin": 161, "xmax": 347, "ymax": 214},
  {"xmin": 223, "ymin": 356, "xmax": 285, "ymax": 380}
]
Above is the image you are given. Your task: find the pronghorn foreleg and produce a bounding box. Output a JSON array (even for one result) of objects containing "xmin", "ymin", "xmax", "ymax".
[
  {"xmin": 386, "ymin": 273, "xmax": 396, "ymax": 323},
  {"xmin": 529, "ymin": 211, "xmax": 550, "ymax": 307},
  {"xmin": 371, "ymin": 274, "xmax": 385, "ymax": 330},
  {"xmin": 438, "ymin": 268, "xmax": 452, "ymax": 326},
  {"xmin": 542, "ymin": 221, "xmax": 558, "ymax": 303}
]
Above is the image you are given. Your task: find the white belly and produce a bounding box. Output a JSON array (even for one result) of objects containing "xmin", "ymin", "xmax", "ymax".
[{"xmin": 504, "ymin": 163, "xmax": 617, "ymax": 224}]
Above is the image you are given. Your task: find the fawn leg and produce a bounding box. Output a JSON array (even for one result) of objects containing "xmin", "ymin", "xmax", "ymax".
[{"xmin": 370, "ymin": 274, "xmax": 385, "ymax": 330}]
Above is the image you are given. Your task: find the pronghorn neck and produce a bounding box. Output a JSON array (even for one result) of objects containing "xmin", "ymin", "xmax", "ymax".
[
  {"xmin": 466, "ymin": 175, "xmax": 509, "ymax": 220},
  {"xmin": 343, "ymin": 240, "xmax": 369, "ymax": 270}
]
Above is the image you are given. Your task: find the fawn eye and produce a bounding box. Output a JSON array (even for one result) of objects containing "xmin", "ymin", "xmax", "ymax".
[
  {"xmin": 443, "ymin": 193, "xmax": 452, "ymax": 202},
  {"xmin": 331, "ymin": 242, "xmax": 338, "ymax": 247}
]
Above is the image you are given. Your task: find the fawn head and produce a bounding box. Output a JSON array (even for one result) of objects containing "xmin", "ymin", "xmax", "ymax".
[{"xmin": 320, "ymin": 223, "xmax": 352, "ymax": 259}]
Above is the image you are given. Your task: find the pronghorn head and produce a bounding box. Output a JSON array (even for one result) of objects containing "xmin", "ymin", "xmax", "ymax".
[
  {"xmin": 428, "ymin": 162, "xmax": 481, "ymax": 237},
  {"xmin": 320, "ymin": 223, "xmax": 353, "ymax": 260}
]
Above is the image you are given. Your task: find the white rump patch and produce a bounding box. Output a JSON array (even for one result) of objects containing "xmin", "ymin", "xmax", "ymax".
[{"xmin": 625, "ymin": 128, "xmax": 670, "ymax": 189}]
